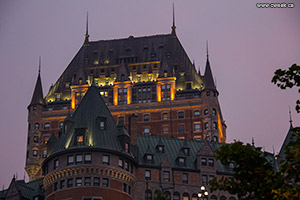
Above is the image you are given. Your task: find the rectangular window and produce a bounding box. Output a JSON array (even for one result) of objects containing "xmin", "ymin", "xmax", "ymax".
[
  {"xmin": 194, "ymin": 110, "xmax": 200, "ymax": 117},
  {"xmin": 76, "ymin": 154, "xmax": 83, "ymax": 164},
  {"xmin": 94, "ymin": 177, "xmax": 100, "ymax": 186},
  {"xmin": 77, "ymin": 135, "xmax": 84, "ymax": 145},
  {"xmin": 103, "ymin": 155, "xmax": 109, "ymax": 165},
  {"xmin": 67, "ymin": 179, "xmax": 73, "ymax": 188},
  {"xmin": 144, "ymin": 114, "xmax": 150, "ymax": 121},
  {"xmin": 163, "ymin": 171, "xmax": 170, "ymax": 182},
  {"xmin": 125, "ymin": 143, "xmax": 129, "ymax": 153},
  {"xmin": 182, "ymin": 173, "xmax": 188, "ymax": 184},
  {"xmin": 201, "ymin": 158, "xmax": 207, "ymax": 166},
  {"xmin": 43, "ymin": 136, "xmax": 49, "ymax": 144},
  {"xmin": 33, "ymin": 150, "xmax": 38, "ymax": 157},
  {"xmin": 204, "ymin": 122, "xmax": 208, "ymax": 130},
  {"xmin": 123, "ymin": 183, "xmax": 127, "ymax": 193},
  {"xmin": 166, "ymin": 84, "xmax": 171, "ymax": 91},
  {"xmin": 213, "ymin": 122, "xmax": 218, "ymax": 130},
  {"xmin": 102, "ymin": 178, "xmax": 109, "ymax": 187},
  {"xmin": 76, "ymin": 178, "xmax": 82, "ymax": 186},
  {"xmin": 208, "ymin": 158, "xmax": 214, "ymax": 167},
  {"xmin": 42, "ymin": 150, "xmax": 47, "ymax": 158},
  {"xmin": 178, "ymin": 111, "xmax": 184, "ymax": 118},
  {"xmin": 85, "ymin": 154, "xmax": 92, "ymax": 164},
  {"xmin": 118, "ymin": 158, "xmax": 124, "ymax": 168},
  {"xmin": 54, "ymin": 182, "xmax": 58, "ymax": 191},
  {"xmin": 178, "ymin": 125, "xmax": 184, "ymax": 133},
  {"xmin": 162, "ymin": 113, "xmax": 168, "ymax": 120},
  {"xmin": 67, "ymin": 155, "xmax": 74, "ymax": 165},
  {"xmin": 128, "ymin": 185, "xmax": 131, "ymax": 194},
  {"xmin": 202, "ymin": 174, "xmax": 208, "ymax": 185},
  {"xmin": 33, "ymin": 136, "xmax": 39, "ymax": 143},
  {"xmin": 54, "ymin": 159, "xmax": 59, "ymax": 170},
  {"xmin": 125, "ymin": 161, "xmax": 129, "ymax": 171},
  {"xmin": 60, "ymin": 180, "xmax": 65, "ymax": 189},
  {"xmin": 85, "ymin": 177, "xmax": 91, "ymax": 186},
  {"xmin": 194, "ymin": 123, "xmax": 201, "ymax": 132},
  {"xmin": 145, "ymin": 170, "xmax": 151, "ymax": 180},
  {"xmin": 100, "ymin": 121, "xmax": 105, "ymax": 130},
  {"xmin": 162, "ymin": 126, "xmax": 169, "ymax": 134},
  {"xmin": 161, "ymin": 85, "xmax": 165, "ymax": 92},
  {"xmin": 144, "ymin": 128, "xmax": 150, "ymax": 135}
]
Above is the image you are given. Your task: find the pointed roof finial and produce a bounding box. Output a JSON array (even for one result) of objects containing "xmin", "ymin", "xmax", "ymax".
[
  {"xmin": 206, "ymin": 40, "xmax": 209, "ymax": 58},
  {"xmin": 289, "ymin": 106, "xmax": 293, "ymax": 127},
  {"xmin": 171, "ymin": 3, "xmax": 176, "ymax": 35},
  {"xmin": 252, "ymin": 137, "xmax": 255, "ymax": 146},
  {"xmin": 84, "ymin": 12, "xmax": 89, "ymax": 43},
  {"xmin": 38, "ymin": 56, "xmax": 41, "ymax": 74}
]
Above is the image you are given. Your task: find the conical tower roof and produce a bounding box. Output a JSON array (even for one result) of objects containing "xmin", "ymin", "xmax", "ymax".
[
  {"xmin": 203, "ymin": 55, "xmax": 216, "ymax": 90},
  {"xmin": 30, "ymin": 59, "xmax": 43, "ymax": 106}
]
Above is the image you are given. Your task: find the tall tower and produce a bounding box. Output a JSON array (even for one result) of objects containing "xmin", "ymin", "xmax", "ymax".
[{"xmin": 25, "ymin": 58, "xmax": 44, "ymax": 181}]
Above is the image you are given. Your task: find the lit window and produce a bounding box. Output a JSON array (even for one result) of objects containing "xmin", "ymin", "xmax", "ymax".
[
  {"xmin": 144, "ymin": 128, "xmax": 150, "ymax": 135},
  {"xmin": 100, "ymin": 121, "xmax": 105, "ymax": 130},
  {"xmin": 124, "ymin": 88, "xmax": 127, "ymax": 95},
  {"xmin": 59, "ymin": 122, "xmax": 63, "ymax": 129},
  {"xmin": 166, "ymin": 84, "xmax": 171, "ymax": 91},
  {"xmin": 103, "ymin": 155, "xmax": 109, "ymax": 165},
  {"xmin": 144, "ymin": 114, "xmax": 150, "ymax": 122},
  {"xmin": 118, "ymin": 88, "xmax": 122, "ymax": 95},
  {"xmin": 146, "ymin": 154, "xmax": 153, "ymax": 162},
  {"xmin": 194, "ymin": 110, "xmax": 200, "ymax": 117},
  {"xmin": 162, "ymin": 126, "xmax": 169, "ymax": 134},
  {"xmin": 67, "ymin": 155, "xmax": 74, "ymax": 165},
  {"xmin": 102, "ymin": 178, "xmax": 109, "ymax": 187},
  {"xmin": 208, "ymin": 158, "xmax": 214, "ymax": 167},
  {"xmin": 182, "ymin": 173, "xmax": 188, "ymax": 184},
  {"xmin": 76, "ymin": 154, "xmax": 83, "ymax": 164},
  {"xmin": 56, "ymin": 94, "xmax": 61, "ymax": 101},
  {"xmin": 178, "ymin": 125, "xmax": 184, "ymax": 133},
  {"xmin": 35, "ymin": 123, "xmax": 40, "ymax": 130},
  {"xmin": 157, "ymin": 145, "xmax": 164, "ymax": 153},
  {"xmin": 163, "ymin": 171, "xmax": 170, "ymax": 182},
  {"xmin": 194, "ymin": 124, "xmax": 201, "ymax": 132},
  {"xmin": 174, "ymin": 192, "xmax": 180, "ymax": 200},
  {"xmin": 125, "ymin": 161, "xmax": 129, "ymax": 171},
  {"xmin": 162, "ymin": 113, "xmax": 168, "ymax": 120},
  {"xmin": 43, "ymin": 136, "xmax": 49, "ymax": 144},
  {"xmin": 161, "ymin": 85, "xmax": 165, "ymax": 92},
  {"xmin": 212, "ymin": 108, "xmax": 217, "ymax": 115},
  {"xmin": 76, "ymin": 178, "xmax": 82, "ymax": 186},
  {"xmin": 42, "ymin": 150, "xmax": 47, "ymax": 158},
  {"xmin": 178, "ymin": 157, "xmax": 185, "ymax": 165},
  {"xmin": 54, "ymin": 159, "xmax": 59, "ymax": 169},
  {"xmin": 204, "ymin": 109, "xmax": 208, "ymax": 115},
  {"xmin": 142, "ymin": 87, "xmax": 146, "ymax": 93},
  {"xmin": 178, "ymin": 111, "xmax": 184, "ymax": 118},
  {"xmin": 201, "ymin": 158, "xmax": 207, "ymax": 166},
  {"xmin": 118, "ymin": 158, "xmax": 124, "ymax": 168},
  {"xmin": 183, "ymin": 148, "xmax": 189, "ymax": 156},
  {"xmin": 145, "ymin": 170, "xmax": 151, "ymax": 180},
  {"xmin": 85, "ymin": 154, "xmax": 92, "ymax": 164},
  {"xmin": 33, "ymin": 150, "xmax": 38, "ymax": 157},
  {"xmin": 183, "ymin": 193, "xmax": 189, "ymax": 200},
  {"xmin": 85, "ymin": 177, "xmax": 91, "ymax": 186},
  {"xmin": 94, "ymin": 177, "xmax": 100, "ymax": 186},
  {"xmin": 77, "ymin": 135, "xmax": 84, "ymax": 145}
]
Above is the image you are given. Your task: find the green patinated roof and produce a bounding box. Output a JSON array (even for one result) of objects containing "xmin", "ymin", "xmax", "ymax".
[{"xmin": 50, "ymin": 84, "xmax": 122, "ymax": 155}]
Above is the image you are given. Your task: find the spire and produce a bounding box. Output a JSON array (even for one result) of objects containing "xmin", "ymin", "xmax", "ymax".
[
  {"xmin": 84, "ymin": 12, "xmax": 89, "ymax": 44},
  {"xmin": 203, "ymin": 43, "xmax": 216, "ymax": 91},
  {"xmin": 171, "ymin": 3, "xmax": 176, "ymax": 35},
  {"xmin": 289, "ymin": 106, "xmax": 293, "ymax": 128},
  {"xmin": 30, "ymin": 57, "xmax": 44, "ymax": 106},
  {"xmin": 252, "ymin": 137, "xmax": 255, "ymax": 146}
]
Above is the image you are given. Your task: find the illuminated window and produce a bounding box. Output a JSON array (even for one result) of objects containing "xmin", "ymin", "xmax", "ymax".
[
  {"xmin": 118, "ymin": 158, "xmax": 124, "ymax": 168},
  {"xmin": 77, "ymin": 135, "xmax": 84, "ymax": 145},
  {"xmin": 79, "ymin": 78, "xmax": 83, "ymax": 85},
  {"xmin": 125, "ymin": 161, "xmax": 129, "ymax": 171},
  {"xmin": 204, "ymin": 109, "xmax": 208, "ymax": 115},
  {"xmin": 103, "ymin": 155, "xmax": 110, "ymax": 165},
  {"xmin": 33, "ymin": 150, "xmax": 38, "ymax": 157},
  {"xmin": 161, "ymin": 85, "xmax": 165, "ymax": 92},
  {"xmin": 194, "ymin": 110, "xmax": 200, "ymax": 117},
  {"xmin": 142, "ymin": 87, "xmax": 146, "ymax": 93},
  {"xmin": 100, "ymin": 121, "xmax": 105, "ymax": 130},
  {"xmin": 214, "ymin": 136, "xmax": 218, "ymax": 142},
  {"xmin": 144, "ymin": 128, "xmax": 150, "ymax": 135},
  {"xmin": 178, "ymin": 125, "xmax": 184, "ymax": 133},
  {"xmin": 145, "ymin": 170, "xmax": 151, "ymax": 180},
  {"xmin": 118, "ymin": 88, "xmax": 122, "ymax": 95},
  {"xmin": 123, "ymin": 88, "xmax": 127, "ymax": 95},
  {"xmin": 85, "ymin": 154, "xmax": 92, "ymax": 164},
  {"xmin": 204, "ymin": 122, "xmax": 208, "ymax": 130},
  {"xmin": 178, "ymin": 157, "xmax": 185, "ymax": 165},
  {"xmin": 213, "ymin": 108, "xmax": 217, "ymax": 115},
  {"xmin": 163, "ymin": 171, "xmax": 170, "ymax": 182},
  {"xmin": 56, "ymin": 94, "xmax": 61, "ymax": 101},
  {"xmin": 43, "ymin": 136, "xmax": 49, "ymax": 144},
  {"xmin": 54, "ymin": 159, "xmax": 59, "ymax": 169},
  {"xmin": 76, "ymin": 154, "xmax": 83, "ymax": 164},
  {"xmin": 67, "ymin": 155, "xmax": 74, "ymax": 165},
  {"xmin": 194, "ymin": 124, "xmax": 201, "ymax": 132},
  {"xmin": 208, "ymin": 158, "xmax": 214, "ymax": 167},
  {"xmin": 144, "ymin": 114, "xmax": 150, "ymax": 121},
  {"xmin": 183, "ymin": 193, "xmax": 189, "ymax": 200},
  {"xmin": 146, "ymin": 154, "xmax": 153, "ymax": 163},
  {"xmin": 166, "ymin": 84, "xmax": 170, "ymax": 91},
  {"xmin": 137, "ymin": 76, "xmax": 141, "ymax": 82},
  {"xmin": 183, "ymin": 148, "xmax": 189, "ymax": 156},
  {"xmin": 59, "ymin": 122, "xmax": 63, "ymax": 129},
  {"xmin": 182, "ymin": 173, "xmax": 188, "ymax": 184},
  {"xmin": 42, "ymin": 150, "xmax": 47, "ymax": 158},
  {"xmin": 162, "ymin": 113, "xmax": 168, "ymax": 120},
  {"xmin": 44, "ymin": 123, "xmax": 50, "ymax": 130},
  {"xmin": 76, "ymin": 178, "xmax": 82, "ymax": 186},
  {"xmin": 35, "ymin": 123, "xmax": 40, "ymax": 130},
  {"xmin": 178, "ymin": 111, "xmax": 184, "ymax": 118},
  {"xmin": 201, "ymin": 158, "xmax": 207, "ymax": 166},
  {"xmin": 162, "ymin": 126, "xmax": 169, "ymax": 134}
]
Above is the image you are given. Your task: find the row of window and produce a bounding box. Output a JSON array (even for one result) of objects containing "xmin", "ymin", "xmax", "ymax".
[
  {"xmin": 142, "ymin": 108, "xmax": 217, "ymax": 122},
  {"xmin": 53, "ymin": 177, "xmax": 110, "ymax": 191},
  {"xmin": 145, "ymin": 170, "xmax": 189, "ymax": 184},
  {"xmin": 143, "ymin": 122, "xmax": 218, "ymax": 135},
  {"xmin": 31, "ymin": 149, "xmax": 47, "ymax": 158},
  {"xmin": 30, "ymin": 122, "xmax": 63, "ymax": 130}
]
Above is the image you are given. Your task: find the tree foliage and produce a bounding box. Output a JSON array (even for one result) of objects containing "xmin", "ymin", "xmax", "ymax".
[
  {"xmin": 272, "ymin": 64, "xmax": 300, "ymax": 112},
  {"xmin": 154, "ymin": 191, "xmax": 167, "ymax": 200},
  {"xmin": 209, "ymin": 142, "xmax": 277, "ymax": 199}
]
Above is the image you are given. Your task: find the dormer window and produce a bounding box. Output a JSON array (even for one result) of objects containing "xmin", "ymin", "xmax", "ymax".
[
  {"xmin": 125, "ymin": 143, "xmax": 129, "ymax": 153},
  {"xmin": 145, "ymin": 154, "xmax": 153, "ymax": 163},
  {"xmin": 156, "ymin": 145, "xmax": 164, "ymax": 153},
  {"xmin": 182, "ymin": 148, "xmax": 189, "ymax": 156},
  {"xmin": 100, "ymin": 121, "xmax": 105, "ymax": 130},
  {"xmin": 56, "ymin": 94, "xmax": 61, "ymax": 101},
  {"xmin": 177, "ymin": 157, "xmax": 186, "ymax": 165},
  {"xmin": 77, "ymin": 135, "xmax": 84, "ymax": 145}
]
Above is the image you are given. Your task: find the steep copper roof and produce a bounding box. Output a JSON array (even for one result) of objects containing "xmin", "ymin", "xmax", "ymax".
[
  {"xmin": 203, "ymin": 56, "xmax": 216, "ymax": 91},
  {"xmin": 30, "ymin": 71, "xmax": 43, "ymax": 105}
]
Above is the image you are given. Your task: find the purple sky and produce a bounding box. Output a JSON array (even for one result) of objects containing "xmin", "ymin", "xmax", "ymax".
[{"xmin": 0, "ymin": 0, "xmax": 299, "ymax": 188}]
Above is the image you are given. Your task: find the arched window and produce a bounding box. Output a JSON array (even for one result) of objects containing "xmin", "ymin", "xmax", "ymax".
[
  {"xmin": 173, "ymin": 192, "xmax": 180, "ymax": 200},
  {"xmin": 35, "ymin": 123, "xmax": 40, "ymax": 130},
  {"xmin": 59, "ymin": 121, "xmax": 64, "ymax": 129},
  {"xmin": 164, "ymin": 191, "xmax": 171, "ymax": 200},
  {"xmin": 204, "ymin": 109, "xmax": 208, "ymax": 115},
  {"xmin": 194, "ymin": 110, "xmax": 200, "ymax": 117},
  {"xmin": 178, "ymin": 111, "xmax": 184, "ymax": 119},
  {"xmin": 191, "ymin": 194, "xmax": 198, "ymax": 200},
  {"xmin": 44, "ymin": 123, "xmax": 50, "ymax": 130},
  {"xmin": 211, "ymin": 195, "xmax": 217, "ymax": 200},
  {"xmin": 145, "ymin": 189, "xmax": 152, "ymax": 200},
  {"xmin": 212, "ymin": 108, "xmax": 217, "ymax": 115},
  {"xmin": 162, "ymin": 113, "xmax": 168, "ymax": 120},
  {"xmin": 144, "ymin": 114, "xmax": 150, "ymax": 122},
  {"xmin": 183, "ymin": 193, "xmax": 189, "ymax": 200},
  {"xmin": 220, "ymin": 196, "xmax": 226, "ymax": 200}
]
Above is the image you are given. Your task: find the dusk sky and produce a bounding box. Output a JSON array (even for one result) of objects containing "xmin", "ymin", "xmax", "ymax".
[{"xmin": 0, "ymin": 0, "xmax": 299, "ymax": 188}]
